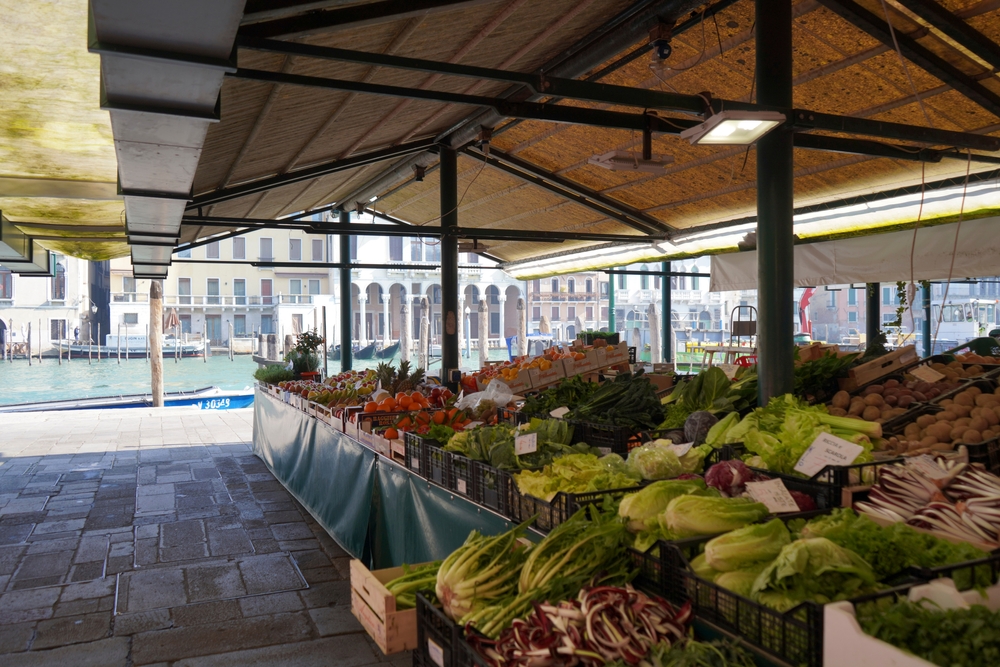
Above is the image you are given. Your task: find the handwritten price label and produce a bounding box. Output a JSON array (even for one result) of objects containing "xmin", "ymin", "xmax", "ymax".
[
  {"xmin": 794, "ymin": 432, "xmax": 864, "ymax": 477},
  {"xmin": 910, "ymin": 365, "xmax": 946, "ymax": 383},
  {"xmin": 515, "ymin": 432, "xmax": 538, "ymax": 455},
  {"xmin": 746, "ymin": 478, "xmax": 800, "ymax": 513}
]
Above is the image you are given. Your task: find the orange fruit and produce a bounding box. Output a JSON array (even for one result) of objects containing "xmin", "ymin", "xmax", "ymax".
[
  {"xmin": 395, "ymin": 392, "xmax": 408, "ymax": 402},
  {"xmin": 432, "ymin": 411, "xmax": 446, "ymax": 425},
  {"xmin": 396, "ymin": 416, "xmax": 412, "ymax": 429},
  {"xmin": 363, "ymin": 401, "xmax": 378, "ymax": 413},
  {"xmin": 379, "ymin": 398, "xmax": 396, "ymax": 412},
  {"xmin": 411, "ymin": 391, "xmax": 423, "ymax": 401},
  {"xmin": 384, "ymin": 427, "xmax": 399, "ymax": 440},
  {"xmin": 398, "ymin": 398, "xmax": 412, "ymax": 411}
]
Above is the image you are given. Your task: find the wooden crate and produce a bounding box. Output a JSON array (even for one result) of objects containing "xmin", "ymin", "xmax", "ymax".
[
  {"xmin": 849, "ymin": 345, "xmax": 919, "ymax": 387},
  {"xmin": 350, "ymin": 559, "xmax": 425, "ymax": 654}
]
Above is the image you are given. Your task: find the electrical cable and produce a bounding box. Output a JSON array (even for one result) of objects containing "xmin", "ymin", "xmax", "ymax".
[
  {"xmin": 933, "ymin": 150, "xmax": 973, "ymax": 347},
  {"xmin": 879, "ymin": 0, "xmax": 934, "ymax": 128}
]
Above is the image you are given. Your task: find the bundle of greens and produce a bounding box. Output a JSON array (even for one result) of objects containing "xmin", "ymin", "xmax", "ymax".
[
  {"xmin": 568, "ymin": 370, "xmax": 665, "ymax": 431},
  {"xmin": 253, "ymin": 365, "xmax": 294, "ymax": 384},
  {"xmin": 436, "ymin": 521, "xmax": 531, "ymax": 624},
  {"xmin": 793, "ymin": 349, "xmax": 859, "ymax": 403},
  {"xmin": 443, "ymin": 419, "xmax": 600, "ymax": 470},
  {"xmin": 857, "ymin": 598, "xmax": 1000, "ymax": 666},
  {"xmin": 384, "ymin": 561, "xmax": 441, "ymax": 610},
  {"xmin": 520, "ymin": 375, "xmax": 599, "ymax": 416},
  {"xmin": 475, "ymin": 504, "xmax": 631, "ymax": 638},
  {"xmin": 800, "ymin": 508, "xmax": 990, "ymax": 587},
  {"xmin": 637, "ymin": 639, "xmax": 758, "ymax": 667},
  {"xmin": 514, "ymin": 452, "xmax": 640, "ymax": 502},
  {"xmin": 709, "ymin": 394, "xmax": 881, "ymax": 475}
]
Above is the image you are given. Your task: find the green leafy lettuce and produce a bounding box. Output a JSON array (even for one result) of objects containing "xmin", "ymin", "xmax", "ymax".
[
  {"xmin": 513, "ymin": 453, "xmax": 641, "ymax": 502},
  {"xmin": 662, "ymin": 495, "xmax": 770, "ymax": 539},
  {"xmin": 618, "ymin": 479, "xmax": 712, "ymax": 533},
  {"xmin": 703, "ymin": 518, "xmax": 791, "ymax": 572}
]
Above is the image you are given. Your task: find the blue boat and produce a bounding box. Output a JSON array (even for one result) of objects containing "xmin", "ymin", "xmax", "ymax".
[{"xmin": 0, "ymin": 386, "xmax": 254, "ymax": 413}]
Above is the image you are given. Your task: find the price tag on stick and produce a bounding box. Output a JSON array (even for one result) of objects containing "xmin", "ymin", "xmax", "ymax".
[
  {"xmin": 515, "ymin": 432, "xmax": 538, "ymax": 455},
  {"xmin": 745, "ymin": 478, "xmax": 800, "ymax": 513},
  {"xmin": 794, "ymin": 432, "xmax": 865, "ymax": 477},
  {"xmin": 549, "ymin": 406, "xmax": 571, "ymax": 418}
]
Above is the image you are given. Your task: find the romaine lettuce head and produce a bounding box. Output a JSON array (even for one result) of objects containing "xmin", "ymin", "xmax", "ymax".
[
  {"xmin": 627, "ymin": 443, "xmax": 683, "ymax": 480},
  {"xmin": 678, "ymin": 444, "xmax": 712, "ymax": 474},
  {"xmin": 704, "ymin": 518, "xmax": 791, "ymax": 572},
  {"xmin": 690, "ymin": 552, "xmax": 722, "ymax": 582},
  {"xmin": 663, "ymin": 495, "xmax": 770, "ymax": 538},
  {"xmin": 715, "ymin": 562, "xmax": 771, "ymax": 598},
  {"xmin": 751, "ymin": 537, "xmax": 878, "ymax": 612},
  {"xmin": 618, "ymin": 479, "xmax": 709, "ymax": 533}
]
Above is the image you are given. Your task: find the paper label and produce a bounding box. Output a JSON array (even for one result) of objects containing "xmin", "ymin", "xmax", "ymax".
[
  {"xmin": 464, "ymin": 421, "xmax": 483, "ymax": 430},
  {"xmin": 598, "ymin": 447, "xmax": 612, "ymax": 456},
  {"xmin": 746, "ymin": 478, "xmax": 801, "ymax": 513},
  {"xmin": 794, "ymin": 432, "xmax": 865, "ymax": 477},
  {"xmin": 670, "ymin": 443, "xmax": 694, "ymax": 457},
  {"xmin": 457, "ymin": 479, "xmax": 467, "ymax": 495},
  {"xmin": 515, "ymin": 433, "xmax": 538, "ymax": 455},
  {"xmin": 717, "ymin": 364, "xmax": 739, "ymax": 380},
  {"xmin": 906, "ymin": 454, "xmax": 949, "ymax": 480},
  {"xmin": 549, "ymin": 406, "xmax": 570, "ymax": 418},
  {"xmin": 910, "ymin": 365, "xmax": 946, "ymax": 383},
  {"xmin": 427, "ymin": 639, "xmax": 445, "ymax": 667},
  {"xmin": 412, "ymin": 457, "xmax": 420, "ymax": 471}
]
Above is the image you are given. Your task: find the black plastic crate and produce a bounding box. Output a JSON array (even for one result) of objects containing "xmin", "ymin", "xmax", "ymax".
[
  {"xmin": 495, "ymin": 406, "xmax": 529, "ymax": 426},
  {"xmin": 907, "ymin": 550, "xmax": 1000, "ymax": 591},
  {"xmin": 508, "ymin": 484, "xmax": 643, "ymax": 532},
  {"xmin": 416, "ymin": 592, "xmax": 459, "ymax": 667},
  {"xmin": 471, "ymin": 461, "xmax": 511, "ymax": 516},
  {"xmin": 631, "ymin": 537, "xmax": 823, "ymax": 667},
  {"xmin": 569, "ymin": 419, "xmax": 637, "ymax": 455},
  {"xmin": 424, "ymin": 441, "xmax": 449, "ymax": 487},
  {"xmin": 447, "ymin": 452, "xmax": 475, "ymax": 499},
  {"xmin": 881, "ymin": 401, "xmax": 1000, "ymax": 473},
  {"xmin": 712, "ymin": 443, "xmax": 902, "ymax": 508},
  {"xmin": 926, "ymin": 377, "xmax": 998, "ymax": 406},
  {"xmin": 404, "ymin": 431, "xmax": 426, "ymax": 478}
]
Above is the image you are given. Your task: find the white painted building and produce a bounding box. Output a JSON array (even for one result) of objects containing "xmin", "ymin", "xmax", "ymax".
[{"xmin": 0, "ymin": 254, "xmax": 90, "ymax": 355}]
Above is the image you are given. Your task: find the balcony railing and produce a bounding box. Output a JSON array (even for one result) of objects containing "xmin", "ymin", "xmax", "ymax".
[
  {"xmin": 112, "ymin": 292, "xmax": 149, "ymax": 303},
  {"xmin": 276, "ymin": 294, "xmax": 314, "ymax": 305},
  {"xmin": 163, "ymin": 295, "xmax": 277, "ymax": 307}
]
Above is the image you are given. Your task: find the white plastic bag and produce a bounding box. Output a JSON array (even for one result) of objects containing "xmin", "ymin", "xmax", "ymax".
[{"xmin": 456, "ymin": 380, "xmax": 514, "ymax": 420}]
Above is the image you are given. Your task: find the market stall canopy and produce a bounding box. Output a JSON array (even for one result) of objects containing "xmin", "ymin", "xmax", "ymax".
[
  {"xmin": 0, "ymin": 0, "xmax": 127, "ymax": 267},
  {"xmin": 709, "ymin": 215, "xmax": 1000, "ymax": 290},
  {"xmin": 86, "ymin": 0, "xmax": 1000, "ymax": 277}
]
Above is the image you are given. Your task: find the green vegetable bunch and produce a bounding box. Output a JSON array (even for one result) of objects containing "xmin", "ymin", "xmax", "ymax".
[
  {"xmin": 659, "ymin": 366, "xmax": 756, "ymax": 430},
  {"xmin": 513, "ymin": 452, "xmax": 641, "ymax": 502},
  {"xmin": 253, "ymin": 364, "xmax": 294, "ymax": 384},
  {"xmin": 619, "ymin": 639, "xmax": 757, "ymax": 667},
  {"xmin": 443, "ymin": 419, "xmax": 598, "ymax": 470},
  {"xmin": 520, "ymin": 375, "xmax": 599, "ymax": 415},
  {"xmin": 384, "ymin": 561, "xmax": 441, "ymax": 610},
  {"xmin": 568, "ymin": 370, "xmax": 665, "ymax": 430},
  {"xmin": 857, "ymin": 599, "xmax": 1000, "ymax": 667}
]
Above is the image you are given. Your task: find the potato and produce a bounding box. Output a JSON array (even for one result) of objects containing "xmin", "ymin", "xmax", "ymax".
[
  {"xmin": 962, "ymin": 429, "xmax": 983, "ymax": 444},
  {"xmin": 928, "ymin": 422, "xmax": 954, "ymax": 441},
  {"xmin": 940, "ymin": 398, "xmax": 954, "ymax": 407},
  {"xmin": 975, "ymin": 394, "xmax": 995, "ymax": 407},
  {"xmin": 862, "ymin": 385, "xmax": 884, "ymax": 396},
  {"xmin": 955, "ymin": 393, "xmax": 975, "ymax": 406},
  {"xmin": 994, "ymin": 387, "xmax": 1000, "ymax": 396},
  {"xmin": 897, "ymin": 395, "xmax": 914, "ymax": 409},
  {"xmin": 916, "ymin": 414, "xmax": 938, "ymax": 428},
  {"xmin": 970, "ymin": 417, "xmax": 989, "ymax": 433},
  {"xmin": 831, "ymin": 390, "xmax": 851, "ymax": 410},
  {"xmin": 864, "ymin": 394, "xmax": 885, "ymax": 407},
  {"xmin": 969, "ymin": 386, "xmax": 983, "ymax": 397},
  {"xmin": 983, "ymin": 410, "xmax": 999, "ymax": 427},
  {"xmin": 912, "ymin": 392, "xmax": 928, "ymax": 402},
  {"xmin": 937, "ymin": 411, "xmax": 958, "ymax": 422},
  {"xmin": 984, "ymin": 429, "xmax": 997, "ymax": 440},
  {"xmin": 848, "ymin": 401, "xmax": 867, "ymax": 417},
  {"xmin": 884, "ymin": 395, "xmax": 899, "ymax": 406},
  {"xmin": 955, "ymin": 417, "xmax": 972, "ymax": 428},
  {"xmin": 951, "ymin": 425, "xmax": 970, "ymax": 441},
  {"xmin": 885, "ymin": 379, "xmax": 900, "ymax": 389},
  {"xmin": 828, "ymin": 407, "xmax": 848, "ymax": 417},
  {"xmin": 862, "ymin": 406, "xmax": 882, "ymax": 421},
  {"xmin": 904, "ymin": 423, "xmax": 922, "ymax": 438},
  {"xmin": 919, "ymin": 435, "xmax": 939, "ymax": 447},
  {"xmin": 952, "ymin": 404, "xmax": 972, "ymax": 418}
]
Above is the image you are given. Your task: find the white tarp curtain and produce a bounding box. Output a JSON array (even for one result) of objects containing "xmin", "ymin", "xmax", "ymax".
[{"xmin": 710, "ymin": 217, "xmax": 1000, "ymax": 291}]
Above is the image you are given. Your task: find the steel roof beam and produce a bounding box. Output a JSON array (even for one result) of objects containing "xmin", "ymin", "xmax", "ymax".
[
  {"xmin": 466, "ymin": 146, "xmax": 671, "ymax": 236},
  {"xmin": 179, "ymin": 215, "xmax": 650, "ymax": 243},
  {"xmin": 238, "ymin": 0, "xmax": 496, "ymax": 39},
  {"xmin": 815, "ymin": 0, "xmax": 1000, "ymax": 118},
  {"xmin": 896, "ymin": 0, "xmax": 1000, "ymax": 71},
  {"xmin": 187, "ymin": 137, "xmax": 436, "ymax": 208}
]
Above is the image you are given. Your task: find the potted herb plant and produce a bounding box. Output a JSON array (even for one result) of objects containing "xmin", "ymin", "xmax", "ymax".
[{"xmin": 287, "ymin": 329, "xmax": 324, "ymax": 380}]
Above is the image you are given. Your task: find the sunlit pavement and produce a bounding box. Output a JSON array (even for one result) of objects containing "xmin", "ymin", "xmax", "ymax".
[{"xmin": 0, "ymin": 407, "xmax": 408, "ymax": 666}]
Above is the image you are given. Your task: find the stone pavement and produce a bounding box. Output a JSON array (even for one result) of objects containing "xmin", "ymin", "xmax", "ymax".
[{"xmin": 0, "ymin": 407, "xmax": 410, "ymax": 666}]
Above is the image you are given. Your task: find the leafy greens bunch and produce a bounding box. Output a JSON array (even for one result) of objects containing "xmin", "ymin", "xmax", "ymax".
[
  {"xmin": 659, "ymin": 367, "xmax": 754, "ymax": 430},
  {"xmin": 442, "ymin": 419, "xmax": 599, "ymax": 470},
  {"xmin": 568, "ymin": 370, "xmax": 664, "ymax": 430},
  {"xmin": 520, "ymin": 375, "xmax": 599, "ymax": 416},
  {"xmin": 514, "ymin": 452, "xmax": 640, "ymax": 502}
]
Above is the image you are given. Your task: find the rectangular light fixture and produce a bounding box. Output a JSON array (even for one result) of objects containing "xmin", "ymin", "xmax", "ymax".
[
  {"xmin": 680, "ymin": 111, "xmax": 786, "ymax": 145},
  {"xmin": 588, "ymin": 150, "xmax": 674, "ymax": 175}
]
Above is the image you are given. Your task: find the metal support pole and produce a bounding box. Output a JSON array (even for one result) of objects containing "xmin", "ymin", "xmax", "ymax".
[
  {"xmin": 322, "ymin": 306, "xmax": 328, "ymax": 378},
  {"xmin": 923, "ymin": 284, "xmax": 932, "ymax": 357},
  {"xmin": 339, "ymin": 210, "xmax": 353, "ymax": 372},
  {"xmin": 662, "ymin": 262, "xmax": 671, "ymax": 362},
  {"xmin": 440, "ymin": 146, "xmax": 460, "ymax": 377},
  {"xmin": 97, "ymin": 323, "xmax": 101, "ymax": 363},
  {"xmin": 755, "ymin": 0, "xmax": 795, "ymax": 405},
  {"xmin": 866, "ymin": 283, "xmax": 880, "ymax": 350},
  {"xmin": 118, "ymin": 324, "xmax": 122, "ymax": 364},
  {"xmin": 608, "ymin": 270, "xmax": 616, "ymax": 333},
  {"xmin": 150, "ymin": 281, "xmax": 164, "ymax": 407}
]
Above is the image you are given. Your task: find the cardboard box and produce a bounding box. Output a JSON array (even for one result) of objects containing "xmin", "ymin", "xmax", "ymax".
[
  {"xmin": 588, "ymin": 347, "xmax": 607, "ymax": 369},
  {"xmin": 350, "ymin": 559, "xmax": 429, "ymax": 654},
  {"xmin": 477, "ymin": 371, "xmax": 532, "ymax": 395},
  {"xmin": 561, "ymin": 356, "xmax": 595, "ymax": 377},
  {"xmin": 605, "ymin": 341, "xmax": 630, "ymax": 365},
  {"xmin": 528, "ymin": 363, "xmax": 566, "ymax": 389}
]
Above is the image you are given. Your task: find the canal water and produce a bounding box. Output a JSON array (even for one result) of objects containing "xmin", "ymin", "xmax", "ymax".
[{"xmin": 0, "ymin": 348, "xmax": 513, "ymax": 406}]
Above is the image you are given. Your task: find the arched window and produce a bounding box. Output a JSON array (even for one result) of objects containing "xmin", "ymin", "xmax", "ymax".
[
  {"xmin": 469, "ymin": 286, "xmax": 480, "ymax": 304},
  {"xmin": 487, "ymin": 286, "xmax": 499, "ymax": 305},
  {"xmin": 551, "ymin": 278, "xmax": 559, "ymax": 293},
  {"xmin": 567, "ymin": 278, "xmax": 575, "ymax": 294},
  {"xmin": 640, "ymin": 265, "xmax": 649, "ymax": 290}
]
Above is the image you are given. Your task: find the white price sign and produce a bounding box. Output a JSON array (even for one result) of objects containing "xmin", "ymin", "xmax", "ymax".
[
  {"xmin": 670, "ymin": 443, "xmax": 694, "ymax": 457},
  {"xmin": 910, "ymin": 365, "xmax": 946, "ymax": 383},
  {"xmin": 549, "ymin": 406, "xmax": 571, "ymax": 418},
  {"xmin": 906, "ymin": 454, "xmax": 949, "ymax": 480},
  {"xmin": 746, "ymin": 478, "xmax": 800, "ymax": 513},
  {"xmin": 794, "ymin": 432, "xmax": 865, "ymax": 477},
  {"xmin": 717, "ymin": 364, "xmax": 739, "ymax": 380},
  {"xmin": 515, "ymin": 432, "xmax": 538, "ymax": 455}
]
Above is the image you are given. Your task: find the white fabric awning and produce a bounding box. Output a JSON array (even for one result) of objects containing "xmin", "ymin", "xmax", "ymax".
[{"xmin": 710, "ymin": 217, "xmax": 1000, "ymax": 291}]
